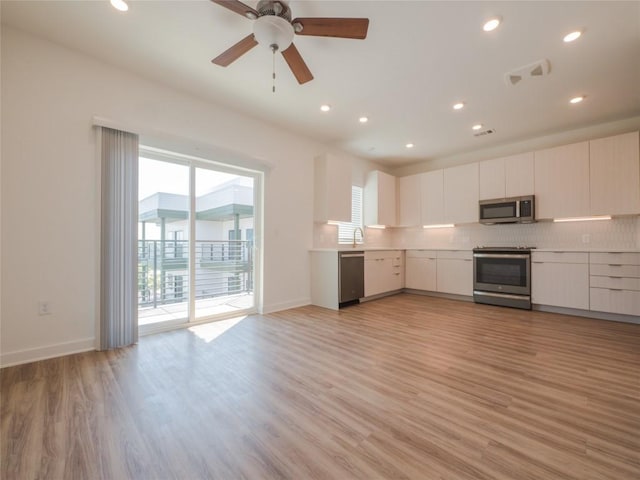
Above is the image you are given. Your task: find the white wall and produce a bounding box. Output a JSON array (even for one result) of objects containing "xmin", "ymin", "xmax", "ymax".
[{"xmin": 0, "ymin": 27, "xmax": 370, "ymax": 366}]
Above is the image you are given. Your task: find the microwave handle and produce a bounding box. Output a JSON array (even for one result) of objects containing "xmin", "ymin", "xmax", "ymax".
[{"xmin": 516, "ymin": 200, "xmax": 520, "ymax": 218}]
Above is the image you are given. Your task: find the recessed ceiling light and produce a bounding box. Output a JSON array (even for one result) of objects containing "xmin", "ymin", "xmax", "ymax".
[
  {"xmin": 569, "ymin": 96, "xmax": 585, "ymax": 104},
  {"xmin": 406, "ymin": 143, "xmax": 415, "ymax": 149},
  {"xmin": 359, "ymin": 116, "xmax": 369, "ymax": 123},
  {"xmin": 110, "ymin": 0, "xmax": 129, "ymax": 12},
  {"xmin": 472, "ymin": 124, "xmax": 483, "ymax": 130},
  {"xmin": 483, "ymin": 16, "xmax": 502, "ymax": 32},
  {"xmin": 563, "ymin": 30, "xmax": 582, "ymax": 43},
  {"xmin": 453, "ymin": 102, "xmax": 465, "ymax": 110},
  {"xmin": 320, "ymin": 104, "xmax": 331, "ymax": 112}
]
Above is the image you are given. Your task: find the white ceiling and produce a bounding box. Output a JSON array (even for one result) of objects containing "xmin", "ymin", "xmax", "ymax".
[{"xmin": 2, "ymin": 1, "xmax": 640, "ymax": 166}]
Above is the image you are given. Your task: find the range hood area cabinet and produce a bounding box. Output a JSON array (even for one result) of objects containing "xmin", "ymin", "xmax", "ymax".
[
  {"xmin": 364, "ymin": 170, "xmax": 396, "ymax": 226},
  {"xmin": 314, "ymin": 153, "xmax": 352, "ymax": 223},
  {"xmin": 479, "ymin": 152, "xmax": 534, "ymax": 200}
]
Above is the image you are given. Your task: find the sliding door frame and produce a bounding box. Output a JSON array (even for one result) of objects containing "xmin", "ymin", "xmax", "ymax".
[{"xmin": 138, "ymin": 146, "xmax": 263, "ymax": 336}]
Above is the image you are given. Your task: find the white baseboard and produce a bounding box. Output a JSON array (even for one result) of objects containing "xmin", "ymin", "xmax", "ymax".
[
  {"xmin": 261, "ymin": 297, "xmax": 311, "ymax": 314},
  {"xmin": 1, "ymin": 338, "xmax": 96, "ymax": 368}
]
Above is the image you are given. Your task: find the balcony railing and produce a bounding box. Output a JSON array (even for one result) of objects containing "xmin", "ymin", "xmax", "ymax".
[{"xmin": 138, "ymin": 240, "xmax": 253, "ymax": 308}]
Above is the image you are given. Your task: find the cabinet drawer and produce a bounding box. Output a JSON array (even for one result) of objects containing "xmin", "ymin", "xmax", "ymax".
[
  {"xmin": 532, "ymin": 252, "xmax": 589, "ymax": 264},
  {"xmin": 590, "ymin": 276, "xmax": 640, "ymax": 291},
  {"xmin": 406, "ymin": 250, "xmax": 438, "ymax": 259},
  {"xmin": 437, "ymin": 250, "xmax": 472, "ymax": 260},
  {"xmin": 590, "ymin": 288, "xmax": 640, "ymax": 316},
  {"xmin": 590, "ymin": 252, "xmax": 640, "ymax": 266},
  {"xmin": 365, "ymin": 250, "xmax": 402, "ymax": 261},
  {"xmin": 590, "ymin": 263, "xmax": 640, "ymax": 278}
]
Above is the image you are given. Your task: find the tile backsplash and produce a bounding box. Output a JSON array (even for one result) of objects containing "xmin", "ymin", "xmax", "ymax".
[
  {"xmin": 314, "ymin": 216, "xmax": 639, "ymax": 250},
  {"xmin": 393, "ymin": 216, "xmax": 640, "ymax": 250}
]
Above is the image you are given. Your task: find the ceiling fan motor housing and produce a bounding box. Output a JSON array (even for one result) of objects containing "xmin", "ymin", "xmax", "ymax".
[{"xmin": 256, "ymin": 0, "xmax": 292, "ymax": 21}]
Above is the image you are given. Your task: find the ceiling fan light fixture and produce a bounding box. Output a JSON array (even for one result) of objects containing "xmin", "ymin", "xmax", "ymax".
[{"xmin": 253, "ymin": 15, "xmax": 294, "ymax": 50}]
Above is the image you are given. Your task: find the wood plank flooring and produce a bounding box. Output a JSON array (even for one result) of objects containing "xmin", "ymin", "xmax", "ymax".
[{"xmin": 2, "ymin": 294, "xmax": 639, "ymax": 479}]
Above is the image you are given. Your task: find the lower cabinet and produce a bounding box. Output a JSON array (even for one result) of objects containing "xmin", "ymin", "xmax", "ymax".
[
  {"xmin": 590, "ymin": 252, "xmax": 640, "ymax": 316},
  {"xmin": 364, "ymin": 250, "xmax": 403, "ymax": 297},
  {"xmin": 436, "ymin": 250, "xmax": 473, "ymax": 296},
  {"xmin": 531, "ymin": 252, "xmax": 589, "ymax": 309},
  {"xmin": 405, "ymin": 250, "xmax": 437, "ymax": 291}
]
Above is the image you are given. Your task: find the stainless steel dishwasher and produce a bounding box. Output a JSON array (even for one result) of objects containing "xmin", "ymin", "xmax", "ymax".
[{"xmin": 339, "ymin": 251, "xmax": 365, "ymax": 307}]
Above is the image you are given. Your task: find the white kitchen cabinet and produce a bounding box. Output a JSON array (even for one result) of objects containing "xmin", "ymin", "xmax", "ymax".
[
  {"xmin": 531, "ymin": 251, "xmax": 589, "ymax": 309},
  {"xmin": 505, "ymin": 152, "xmax": 535, "ymax": 198},
  {"xmin": 589, "ymin": 131, "xmax": 640, "ymax": 216},
  {"xmin": 422, "ymin": 169, "xmax": 444, "ymax": 226},
  {"xmin": 444, "ymin": 163, "xmax": 479, "ymax": 224},
  {"xmin": 589, "ymin": 252, "xmax": 640, "ymax": 317},
  {"xmin": 436, "ymin": 250, "xmax": 473, "ymax": 296},
  {"xmin": 364, "ymin": 170, "xmax": 397, "ymax": 226},
  {"xmin": 364, "ymin": 250, "xmax": 403, "ymax": 297},
  {"xmin": 314, "ymin": 153, "xmax": 352, "ymax": 223},
  {"xmin": 479, "ymin": 157, "xmax": 505, "ymax": 200},
  {"xmin": 398, "ymin": 173, "xmax": 423, "ymax": 227},
  {"xmin": 310, "ymin": 250, "xmax": 340, "ymax": 310},
  {"xmin": 405, "ymin": 250, "xmax": 437, "ymax": 291},
  {"xmin": 534, "ymin": 142, "xmax": 589, "ymax": 219}
]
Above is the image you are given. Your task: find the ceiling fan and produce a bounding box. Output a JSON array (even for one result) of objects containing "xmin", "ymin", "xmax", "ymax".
[{"xmin": 211, "ymin": 0, "xmax": 370, "ymax": 85}]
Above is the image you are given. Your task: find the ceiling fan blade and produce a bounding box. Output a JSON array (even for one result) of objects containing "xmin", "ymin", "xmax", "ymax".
[
  {"xmin": 281, "ymin": 43, "xmax": 314, "ymax": 84},
  {"xmin": 210, "ymin": 0, "xmax": 258, "ymax": 19},
  {"xmin": 292, "ymin": 18, "xmax": 369, "ymax": 39},
  {"xmin": 212, "ymin": 34, "xmax": 258, "ymax": 66}
]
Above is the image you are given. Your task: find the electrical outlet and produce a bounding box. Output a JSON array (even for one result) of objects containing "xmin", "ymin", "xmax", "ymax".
[{"xmin": 38, "ymin": 301, "xmax": 51, "ymax": 316}]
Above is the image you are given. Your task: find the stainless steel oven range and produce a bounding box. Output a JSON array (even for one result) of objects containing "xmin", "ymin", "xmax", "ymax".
[{"xmin": 473, "ymin": 247, "xmax": 533, "ymax": 310}]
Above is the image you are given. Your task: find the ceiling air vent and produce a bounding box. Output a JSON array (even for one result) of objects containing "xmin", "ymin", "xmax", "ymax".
[
  {"xmin": 474, "ymin": 128, "xmax": 495, "ymax": 137},
  {"xmin": 505, "ymin": 59, "xmax": 551, "ymax": 86}
]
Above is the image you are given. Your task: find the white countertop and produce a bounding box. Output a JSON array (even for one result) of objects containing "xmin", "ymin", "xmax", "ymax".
[{"xmin": 311, "ymin": 247, "xmax": 640, "ymax": 253}]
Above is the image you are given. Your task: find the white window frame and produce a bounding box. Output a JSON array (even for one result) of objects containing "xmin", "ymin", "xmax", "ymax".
[{"xmin": 338, "ymin": 186, "xmax": 364, "ymax": 244}]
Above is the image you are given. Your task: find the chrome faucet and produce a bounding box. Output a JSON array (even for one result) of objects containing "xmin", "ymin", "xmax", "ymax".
[{"xmin": 353, "ymin": 227, "xmax": 364, "ymax": 248}]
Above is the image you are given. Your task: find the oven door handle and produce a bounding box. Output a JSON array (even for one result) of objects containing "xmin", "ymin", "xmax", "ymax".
[{"xmin": 473, "ymin": 253, "xmax": 531, "ymax": 259}]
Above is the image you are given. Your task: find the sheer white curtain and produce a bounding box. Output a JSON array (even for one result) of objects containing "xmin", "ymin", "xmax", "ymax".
[{"xmin": 100, "ymin": 127, "xmax": 139, "ymax": 349}]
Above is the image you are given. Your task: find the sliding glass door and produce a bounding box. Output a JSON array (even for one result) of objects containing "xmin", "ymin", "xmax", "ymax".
[{"xmin": 137, "ymin": 148, "xmax": 260, "ymax": 332}]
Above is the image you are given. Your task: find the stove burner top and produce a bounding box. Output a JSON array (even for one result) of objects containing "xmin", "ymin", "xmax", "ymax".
[{"xmin": 473, "ymin": 246, "xmax": 536, "ymax": 252}]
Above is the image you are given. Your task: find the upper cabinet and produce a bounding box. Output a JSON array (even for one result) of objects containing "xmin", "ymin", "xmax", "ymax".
[
  {"xmin": 589, "ymin": 131, "xmax": 640, "ymax": 216},
  {"xmin": 314, "ymin": 153, "xmax": 352, "ymax": 223},
  {"xmin": 422, "ymin": 170, "xmax": 445, "ymax": 226},
  {"xmin": 444, "ymin": 163, "xmax": 479, "ymax": 224},
  {"xmin": 534, "ymin": 141, "xmax": 590, "ymax": 219},
  {"xmin": 480, "ymin": 152, "xmax": 534, "ymax": 200},
  {"xmin": 364, "ymin": 170, "xmax": 397, "ymax": 226},
  {"xmin": 505, "ymin": 152, "xmax": 535, "ymax": 198},
  {"xmin": 398, "ymin": 173, "xmax": 423, "ymax": 227}
]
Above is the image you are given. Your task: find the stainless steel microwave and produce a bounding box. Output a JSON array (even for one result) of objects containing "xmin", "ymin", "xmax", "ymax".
[{"xmin": 479, "ymin": 195, "xmax": 535, "ymax": 224}]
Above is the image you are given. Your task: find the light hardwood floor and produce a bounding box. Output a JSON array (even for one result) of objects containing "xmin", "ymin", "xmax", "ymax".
[{"xmin": 2, "ymin": 294, "xmax": 639, "ymax": 479}]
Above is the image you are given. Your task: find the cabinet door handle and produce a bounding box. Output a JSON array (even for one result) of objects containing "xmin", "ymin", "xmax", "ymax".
[
  {"xmin": 608, "ymin": 264, "xmax": 623, "ymax": 267},
  {"xmin": 532, "ymin": 261, "xmax": 544, "ymax": 264},
  {"xmin": 609, "ymin": 288, "xmax": 623, "ymax": 291}
]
